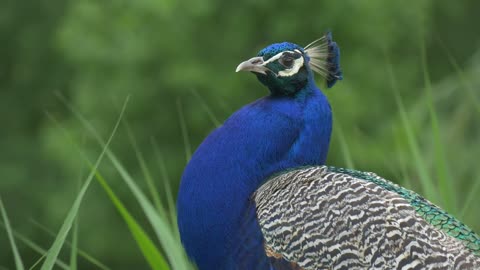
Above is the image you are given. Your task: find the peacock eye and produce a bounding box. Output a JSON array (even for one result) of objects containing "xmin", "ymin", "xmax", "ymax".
[{"xmin": 279, "ymin": 56, "xmax": 294, "ymax": 68}]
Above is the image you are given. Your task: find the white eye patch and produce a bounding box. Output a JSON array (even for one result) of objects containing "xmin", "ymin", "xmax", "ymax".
[
  {"xmin": 278, "ymin": 56, "xmax": 304, "ymax": 77},
  {"xmin": 262, "ymin": 50, "xmax": 305, "ymax": 77}
]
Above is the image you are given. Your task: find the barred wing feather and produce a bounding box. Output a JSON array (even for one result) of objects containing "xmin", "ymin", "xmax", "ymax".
[{"xmin": 253, "ymin": 166, "xmax": 480, "ymax": 270}]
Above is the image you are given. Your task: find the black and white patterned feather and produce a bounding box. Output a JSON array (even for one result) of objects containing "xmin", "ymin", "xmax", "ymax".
[{"xmin": 253, "ymin": 166, "xmax": 480, "ymax": 270}]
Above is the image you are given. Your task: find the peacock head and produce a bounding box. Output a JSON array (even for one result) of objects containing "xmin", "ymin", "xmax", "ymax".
[{"xmin": 236, "ymin": 32, "xmax": 343, "ymax": 96}]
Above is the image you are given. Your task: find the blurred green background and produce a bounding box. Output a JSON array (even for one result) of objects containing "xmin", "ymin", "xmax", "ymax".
[{"xmin": 1, "ymin": 0, "xmax": 480, "ymax": 269}]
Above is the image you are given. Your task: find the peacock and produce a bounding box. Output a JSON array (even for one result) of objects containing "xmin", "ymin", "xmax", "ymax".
[{"xmin": 176, "ymin": 32, "xmax": 480, "ymax": 270}]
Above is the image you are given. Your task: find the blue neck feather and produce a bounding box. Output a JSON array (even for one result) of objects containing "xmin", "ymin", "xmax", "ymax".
[{"xmin": 177, "ymin": 78, "xmax": 332, "ymax": 269}]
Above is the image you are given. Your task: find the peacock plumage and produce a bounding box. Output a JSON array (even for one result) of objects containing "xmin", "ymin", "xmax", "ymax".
[{"xmin": 176, "ymin": 32, "xmax": 480, "ymax": 270}]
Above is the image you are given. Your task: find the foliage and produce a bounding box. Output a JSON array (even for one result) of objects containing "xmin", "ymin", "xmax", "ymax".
[{"xmin": 1, "ymin": 0, "xmax": 480, "ymax": 268}]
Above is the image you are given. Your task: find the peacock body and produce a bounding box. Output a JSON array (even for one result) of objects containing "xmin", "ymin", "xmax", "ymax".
[{"xmin": 176, "ymin": 32, "xmax": 480, "ymax": 270}]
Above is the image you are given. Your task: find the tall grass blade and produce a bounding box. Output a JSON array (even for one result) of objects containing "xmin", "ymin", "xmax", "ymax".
[
  {"xmin": 385, "ymin": 54, "xmax": 439, "ymax": 203},
  {"xmin": 420, "ymin": 40, "xmax": 455, "ymax": 212},
  {"xmin": 29, "ymin": 254, "xmax": 46, "ymax": 270},
  {"xmin": 69, "ymin": 209, "xmax": 79, "ymax": 270},
  {"xmin": 176, "ymin": 98, "xmax": 192, "ymax": 163},
  {"xmin": 94, "ymin": 171, "xmax": 170, "ymax": 270},
  {"xmin": 392, "ymin": 128, "xmax": 413, "ymax": 190},
  {"xmin": 104, "ymin": 153, "xmax": 190, "ymax": 269},
  {"xmin": 39, "ymin": 96, "xmax": 128, "ymax": 270},
  {"xmin": 47, "ymin": 104, "xmax": 169, "ymax": 269},
  {"xmin": 29, "ymin": 219, "xmax": 111, "ymax": 270},
  {"xmin": 0, "ymin": 198, "xmax": 25, "ymax": 270},
  {"xmin": 70, "ymin": 171, "xmax": 83, "ymax": 270},
  {"xmin": 58, "ymin": 95, "xmax": 192, "ymax": 269},
  {"xmin": 0, "ymin": 222, "xmax": 69, "ymax": 270},
  {"xmin": 124, "ymin": 121, "xmax": 166, "ymax": 217},
  {"xmin": 151, "ymin": 138, "xmax": 178, "ymax": 237}
]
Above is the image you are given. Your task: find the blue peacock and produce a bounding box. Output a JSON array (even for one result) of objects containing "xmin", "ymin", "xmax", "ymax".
[{"xmin": 176, "ymin": 32, "xmax": 480, "ymax": 269}]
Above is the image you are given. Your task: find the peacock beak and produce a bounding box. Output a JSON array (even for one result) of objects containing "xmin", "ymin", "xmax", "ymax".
[{"xmin": 235, "ymin": 56, "xmax": 268, "ymax": 75}]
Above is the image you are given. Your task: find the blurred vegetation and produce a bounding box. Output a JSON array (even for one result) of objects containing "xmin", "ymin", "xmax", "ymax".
[{"xmin": 1, "ymin": 0, "xmax": 480, "ymax": 269}]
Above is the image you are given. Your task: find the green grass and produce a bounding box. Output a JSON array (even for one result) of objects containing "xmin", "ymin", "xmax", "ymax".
[
  {"xmin": 0, "ymin": 198, "xmax": 25, "ymax": 270},
  {"xmin": 1, "ymin": 43, "xmax": 479, "ymax": 270},
  {"xmin": 39, "ymin": 96, "xmax": 128, "ymax": 270}
]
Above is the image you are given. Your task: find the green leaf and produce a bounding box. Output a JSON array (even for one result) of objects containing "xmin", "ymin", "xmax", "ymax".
[
  {"xmin": 151, "ymin": 138, "xmax": 179, "ymax": 239},
  {"xmin": 39, "ymin": 96, "xmax": 129, "ymax": 270},
  {"xmin": 70, "ymin": 177, "xmax": 82, "ymax": 270},
  {"xmin": 104, "ymin": 149, "xmax": 191, "ymax": 269},
  {"xmin": 0, "ymin": 222, "xmax": 69, "ymax": 270},
  {"xmin": 0, "ymin": 198, "xmax": 25, "ymax": 270},
  {"xmin": 124, "ymin": 121, "xmax": 166, "ymax": 218},
  {"xmin": 95, "ymin": 171, "xmax": 170, "ymax": 270},
  {"xmin": 58, "ymin": 94, "xmax": 193, "ymax": 269},
  {"xmin": 29, "ymin": 253, "xmax": 46, "ymax": 270},
  {"xmin": 29, "ymin": 219, "xmax": 110, "ymax": 270},
  {"xmin": 176, "ymin": 98, "xmax": 192, "ymax": 163}
]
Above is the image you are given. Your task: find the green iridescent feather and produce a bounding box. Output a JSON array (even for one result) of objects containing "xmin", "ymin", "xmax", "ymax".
[{"xmin": 327, "ymin": 166, "xmax": 480, "ymax": 254}]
